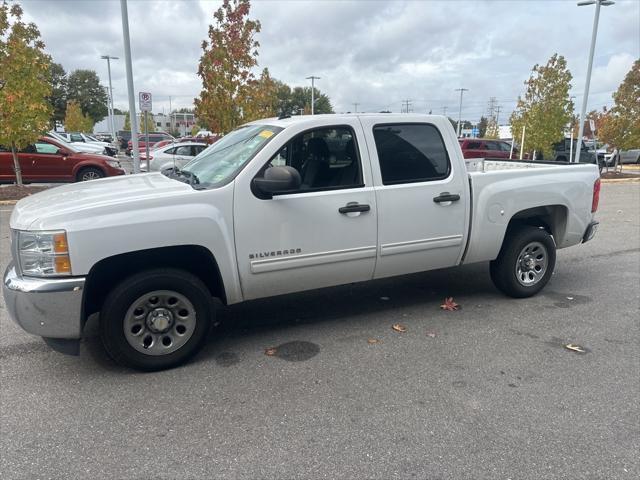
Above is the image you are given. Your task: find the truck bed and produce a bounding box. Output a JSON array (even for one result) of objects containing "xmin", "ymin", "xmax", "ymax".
[{"xmin": 465, "ymin": 158, "xmax": 573, "ymax": 172}]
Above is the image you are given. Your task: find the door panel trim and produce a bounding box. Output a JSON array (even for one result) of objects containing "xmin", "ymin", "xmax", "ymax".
[
  {"xmin": 380, "ymin": 235, "xmax": 463, "ymax": 257},
  {"xmin": 251, "ymin": 245, "xmax": 377, "ymax": 274}
]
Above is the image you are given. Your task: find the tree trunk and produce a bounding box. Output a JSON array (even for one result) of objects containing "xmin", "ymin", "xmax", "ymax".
[{"xmin": 10, "ymin": 141, "xmax": 23, "ymax": 186}]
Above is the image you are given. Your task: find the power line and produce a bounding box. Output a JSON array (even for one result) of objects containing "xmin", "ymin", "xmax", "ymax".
[{"xmin": 401, "ymin": 99, "xmax": 412, "ymax": 113}]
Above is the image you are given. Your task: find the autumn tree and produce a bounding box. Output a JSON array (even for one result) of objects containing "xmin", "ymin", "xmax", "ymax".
[
  {"xmin": 289, "ymin": 86, "xmax": 333, "ymax": 115},
  {"xmin": 243, "ymin": 68, "xmax": 279, "ymax": 122},
  {"xmin": 64, "ymin": 100, "xmax": 93, "ymax": 132},
  {"xmin": 67, "ymin": 69, "xmax": 108, "ymax": 124},
  {"xmin": 599, "ymin": 59, "xmax": 639, "ymax": 150},
  {"xmin": 485, "ymin": 118, "xmax": 499, "ymax": 139},
  {"xmin": 510, "ymin": 54, "xmax": 574, "ymax": 158},
  {"xmin": 195, "ymin": 0, "xmax": 260, "ymax": 134},
  {"xmin": 0, "ymin": 1, "xmax": 52, "ymax": 185},
  {"xmin": 138, "ymin": 112, "xmax": 155, "ymax": 133}
]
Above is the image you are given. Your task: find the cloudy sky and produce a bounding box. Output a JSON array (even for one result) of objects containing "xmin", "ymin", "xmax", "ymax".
[{"xmin": 21, "ymin": 0, "xmax": 640, "ymax": 123}]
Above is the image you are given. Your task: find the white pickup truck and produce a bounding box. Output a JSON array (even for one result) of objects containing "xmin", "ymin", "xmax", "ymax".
[{"xmin": 3, "ymin": 114, "xmax": 600, "ymax": 370}]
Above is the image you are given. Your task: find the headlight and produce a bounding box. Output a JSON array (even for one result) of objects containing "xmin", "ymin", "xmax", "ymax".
[
  {"xmin": 17, "ymin": 230, "xmax": 72, "ymax": 276},
  {"xmin": 106, "ymin": 159, "xmax": 121, "ymax": 168}
]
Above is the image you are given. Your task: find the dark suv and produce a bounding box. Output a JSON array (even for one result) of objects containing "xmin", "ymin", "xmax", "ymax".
[
  {"xmin": 459, "ymin": 139, "xmax": 516, "ymax": 159},
  {"xmin": 550, "ymin": 138, "xmax": 598, "ymax": 166}
]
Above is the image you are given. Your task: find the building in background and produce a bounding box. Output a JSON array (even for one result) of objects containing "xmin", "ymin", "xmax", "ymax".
[{"xmin": 93, "ymin": 112, "xmax": 196, "ymax": 136}]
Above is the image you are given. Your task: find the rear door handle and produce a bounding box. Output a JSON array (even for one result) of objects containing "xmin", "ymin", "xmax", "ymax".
[
  {"xmin": 433, "ymin": 192, "xmax": 461, "ymax": 203},
  {"xmin": 339, "ymin": 202, "xmax": 370, "ymax": 214}
]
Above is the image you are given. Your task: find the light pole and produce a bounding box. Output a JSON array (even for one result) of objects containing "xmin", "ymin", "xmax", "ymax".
[
  {"xmin": 119, "ymin": 0, "xmax": 140, "ymax": 173},
  {"xmin": 100, "ymin": 55, "xmax": 118, "ymax": 141},
  {"xmin": 455, "ymin": 88, "xmax": 468, "ymax": 137},
  {"xmin": 574, "ymin": 0, "xmax": 614, "ymax": 163},
  {"xmin": 306, "ymin": 76, "xmax": 320, "ymax": 114}
]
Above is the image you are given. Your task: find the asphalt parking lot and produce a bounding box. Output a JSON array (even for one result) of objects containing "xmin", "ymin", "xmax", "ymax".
[{"xmin": 1, "ymin": 183, "xmax": 638, "ymax": 479}]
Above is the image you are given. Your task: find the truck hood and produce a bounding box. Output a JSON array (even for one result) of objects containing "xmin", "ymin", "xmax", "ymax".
[{"xmin": 10, "ymin": 173, "xmax": 193, "ymax": 230}]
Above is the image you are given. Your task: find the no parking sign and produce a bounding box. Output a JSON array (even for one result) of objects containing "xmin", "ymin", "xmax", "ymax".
[{"xmin": 138, "ymin": 92, "xmax": 152, "ymax": 112}]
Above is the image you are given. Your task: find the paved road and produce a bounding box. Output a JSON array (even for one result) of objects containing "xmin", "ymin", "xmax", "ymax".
[{"xmin": 1, "ymin": 184, "xmax": 638, "ymax": 479}]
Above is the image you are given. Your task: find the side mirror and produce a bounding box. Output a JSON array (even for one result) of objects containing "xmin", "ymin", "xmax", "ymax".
[{"xmin": 252, "ymin": 166, "xmax": 301, "ymax": 199}]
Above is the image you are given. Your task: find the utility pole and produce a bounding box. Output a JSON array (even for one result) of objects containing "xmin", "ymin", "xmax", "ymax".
[
  {"xmin": 495, "ymin": 105, "xmax": 502, "ymax": 125},
  {"xmin": 100, "ymin": 55, "xmax": 118, "ymax": 141},
  {"xmin": 352, "ymin": 103, "xmax": 360, "ymax": 113},
  {"xmin": 487, "ymin": 96, "xmax": 497, "ymax": 119},
  {"xmin": 574, "ymin": 0, "xmax": 615, "ymax": 162},
  {"xmin": 169, "ymin": 95, "xmax": 172, "ymax": 134},
  {"xmin": 402, "ymin": 99, "xmax": 412, "ymax": 113},
  {"xmin": 455, "ymin": 88, "xmax": 468, "ymax": 137},
  {"xmin": 442, "ymin": 106, "xmax": 448, "ymax": 116},
  {"xmin": 306, "ymin": 76, "xmax": 320, "ymax": 114},
  {"xmin": 120, "ymin": 0, "xmax": 140, "ymax": 173}
]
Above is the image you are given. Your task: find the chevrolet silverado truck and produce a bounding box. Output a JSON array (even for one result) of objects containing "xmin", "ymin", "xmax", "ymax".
[{"xmin": 3, "ymin": 114, "xmax": 600, "ymax": 371}]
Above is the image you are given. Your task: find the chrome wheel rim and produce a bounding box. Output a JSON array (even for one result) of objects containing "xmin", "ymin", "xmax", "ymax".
[
  {"xmin": 124, "ymin": 290, "xmax": 196, "ymax": 356},
  {"xmin": 81, "ymin": 171, "xmax": 100, "ymax": 181},
  {"xmin": 516, "ymin": 241, "xmax": 548, "ymax": 286}
]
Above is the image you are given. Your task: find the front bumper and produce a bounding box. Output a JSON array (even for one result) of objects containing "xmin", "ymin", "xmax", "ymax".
[
  {"xmin": 2, "ymin": 264, "xmax": 85, "ymax": 339},
  {"xmin": 582, "ymin": 220, "xmax": 599, "ymax": 243}
]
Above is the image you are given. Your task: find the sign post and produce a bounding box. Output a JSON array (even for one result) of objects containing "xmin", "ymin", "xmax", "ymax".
[{"xmin": 139, "ymin": 92, "xmax": 152, "ymax": 171}]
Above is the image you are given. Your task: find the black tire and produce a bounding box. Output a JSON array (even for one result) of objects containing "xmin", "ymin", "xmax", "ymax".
[
  {"xmin": 77, "ymin": 167, "xmax": 105, "ymax": 182},
  {"xmin": 100, "ymin": 268, "xmax": 214, "ymax": 371},
  {"xmin": 490, "ymin": 226, "xmax": 556, "ymax": 298}
]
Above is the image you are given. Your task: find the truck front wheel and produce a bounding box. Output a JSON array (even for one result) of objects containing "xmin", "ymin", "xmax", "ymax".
[
  {"xmin": 100, "ymin": 268, "xmax": 214, "ymax": 371},
  {"xmin": 490, "ymin": 226, "xmax": 556, "ymax": 298}
]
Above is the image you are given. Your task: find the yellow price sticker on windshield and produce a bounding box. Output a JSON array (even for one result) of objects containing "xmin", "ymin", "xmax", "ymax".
[{"xmin": 259, "ymin": 130, "xmax": 274, "ymax": 139}]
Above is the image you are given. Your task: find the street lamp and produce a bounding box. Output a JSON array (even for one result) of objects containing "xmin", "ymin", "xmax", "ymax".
[
  {"xmin": 455, "ymin": 88, "xmax": 468, "ymax": 137},
  {"xmin": 306, "ymin": 76, "xmax": 320, "ymax": 115},
  {"xmin": 574, "ymin": 0, "xmax": 614, "ymax": 163},
  {"xmin": 100, "ymin": 55, "xmax": 119, "ymax": 141}
]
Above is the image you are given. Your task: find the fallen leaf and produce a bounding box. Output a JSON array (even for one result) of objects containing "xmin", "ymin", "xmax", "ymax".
[
  {"xmin": 367, "ymin": 338, "xmax": 382, "ymax": 344},
  {"xmin": 564, "ymin": 343, "xmax": 586, "ymax": 353},
  {"xmin": 392, "ymin": 324, "xmax": 406, "ymax": 333},
  {"xmin": 426, "ymin": 331, "xmax": 437, "ymax": 338},
  {"xmin": 440, "ymin": 297, "xmax": 460, "ymax": 311},
  {"xmin": 264, "ymin": 347, "xmax": 278, "ymax": 356}
]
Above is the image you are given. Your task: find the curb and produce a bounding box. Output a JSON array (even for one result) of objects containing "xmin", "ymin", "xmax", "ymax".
[
  {"xmin": 600, "ymin": 178, "xmax": 640, "ymax": 184},
  {"xmin": 0, "ymin": 200, "xmax": 18, "ymax": 205}
]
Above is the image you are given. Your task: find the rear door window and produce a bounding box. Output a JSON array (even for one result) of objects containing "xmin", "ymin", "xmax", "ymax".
[{"xmin": 373, "ymin": 123, "xmax": 451, "ymax": 184}]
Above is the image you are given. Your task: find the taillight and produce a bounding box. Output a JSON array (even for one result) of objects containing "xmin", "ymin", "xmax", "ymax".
[{"xmin": 592, "ymin": 178, "xmax": 601, "ymax": 213}]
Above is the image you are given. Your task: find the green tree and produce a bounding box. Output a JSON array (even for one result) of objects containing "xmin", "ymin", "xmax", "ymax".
[
  {"xmin": 67, "ymin": 69, "xmax": 108, "ymax": 124},
  {"xmin": 0, "ymin": 1, "xmax": 52, "ymax": 185},
  {"xmin": 599, "ymin": 59, "xmax": 639, "ymax": 150},
  {"xmin": 64, "ymin": 100, "xmax": 92, "ymax": 132},
  {"xmin": 48, "ymin": 62, "xmax": 67, "ymax": 126},
  {"xmin": 289, "ymin": 86, "xmax": 333, "ymax": 115},
  {"xmin": 510, "ymin": 54, "xmax": 574, "ymax": 159},
  {"xmin": 195, "ymin": 0, "xmax": 261, "ymax": 134},
  {"xmin": 123, "ymin": 111, "xmax": 130, "ymax": 130},
  {"xmin": 478, "ymin": 116, "xmax": 488, "ymax": 137}
]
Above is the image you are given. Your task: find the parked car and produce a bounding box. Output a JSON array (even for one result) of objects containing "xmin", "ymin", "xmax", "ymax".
[
  {"xmin": 0, "ymin": 137, "xmax": 125, "ymax": 183},
  {"xmin": 3, "ymin": 114, "xmax": 600, "ymax": 371},
  {"xmin": 94, "ymin": 133, "xmax": 114, "ymax": 143},
  {"xmin": 59, "ymin": 132, "xmax": 118, "ymax": 157},
  {"xmin": 179, "ymin": 135, "xmax": 220, "ymax": 145},
  {"xmin": 620, "ymin": 149, "xmax": 640, "ymax": 164},
  {"xmin": 459, "ymin": 138, "xmax": 517, "ymax": 159},
  {"xmin": 47, "ymin": 131, "xmax": 106, "ymax": 156},
  {"xmin": 550, "ymin": 138, "xmax": 598, "ymax": 167},
  {"xmin": 127, "ymin": 132, "xmax": 175, "ymax": 155},
  {"xmin": 140, "ymin": 142, "xmax": 208, "ymax": 172}
]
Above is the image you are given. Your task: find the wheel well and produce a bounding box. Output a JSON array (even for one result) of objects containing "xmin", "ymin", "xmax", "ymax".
[
  {"xmin": 82, "ymin": 245, "xmax": 226, "ymax": 321},
  {"xmin": 505, "ymin": 205, "xmax": 568, "ymax": 243},
  {"xmin": 76, "ymin": 165, "xmax": 105, "ymax": 180}
]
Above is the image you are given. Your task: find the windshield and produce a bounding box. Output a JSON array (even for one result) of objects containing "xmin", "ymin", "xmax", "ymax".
[
  {"xmin": 180, "ymin": 124, "xmax": 282, "ymax": 188},
  {"xmin": 85, "ymin": 134, "xmax": 100, "ymax": 142},
  {"xmin": 46, "ymin": 132, "xmax": 81, "ymax": 152}
]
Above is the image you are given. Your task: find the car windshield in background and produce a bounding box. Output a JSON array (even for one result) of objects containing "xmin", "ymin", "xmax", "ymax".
[{"xmin": 179, "ymin": 124, "xmax": 282, "ymax": 188}]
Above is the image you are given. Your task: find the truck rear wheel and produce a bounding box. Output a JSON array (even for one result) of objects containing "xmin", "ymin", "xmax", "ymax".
[
  {"xmin": 100, "ymin": 268, "xmax": 214, "ymax": 371},
  {"xmin": 490, "ymin": 226, "xmax": 556, "ymax": 298}
]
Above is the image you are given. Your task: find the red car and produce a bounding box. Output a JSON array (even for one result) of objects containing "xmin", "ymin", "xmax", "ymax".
[
  {"xmin": 459, "ymin": 138, "xmax": 518, "ymax": 159},
  {"xmin": 0, "ymin": 137, "xmax": 125, "ymax": 183},
  {"xmin": 127, "ymin": 132, "xmax": 175, "ymax": 155}
]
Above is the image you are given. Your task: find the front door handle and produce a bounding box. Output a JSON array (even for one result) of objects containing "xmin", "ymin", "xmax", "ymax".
[
  {"xmin": 339, "ymin": 202, "xmax": 370, "ymax": 214},
  {"xmin": 433, "ymin": 192, "xmax": 460, "ymax": 203}
]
